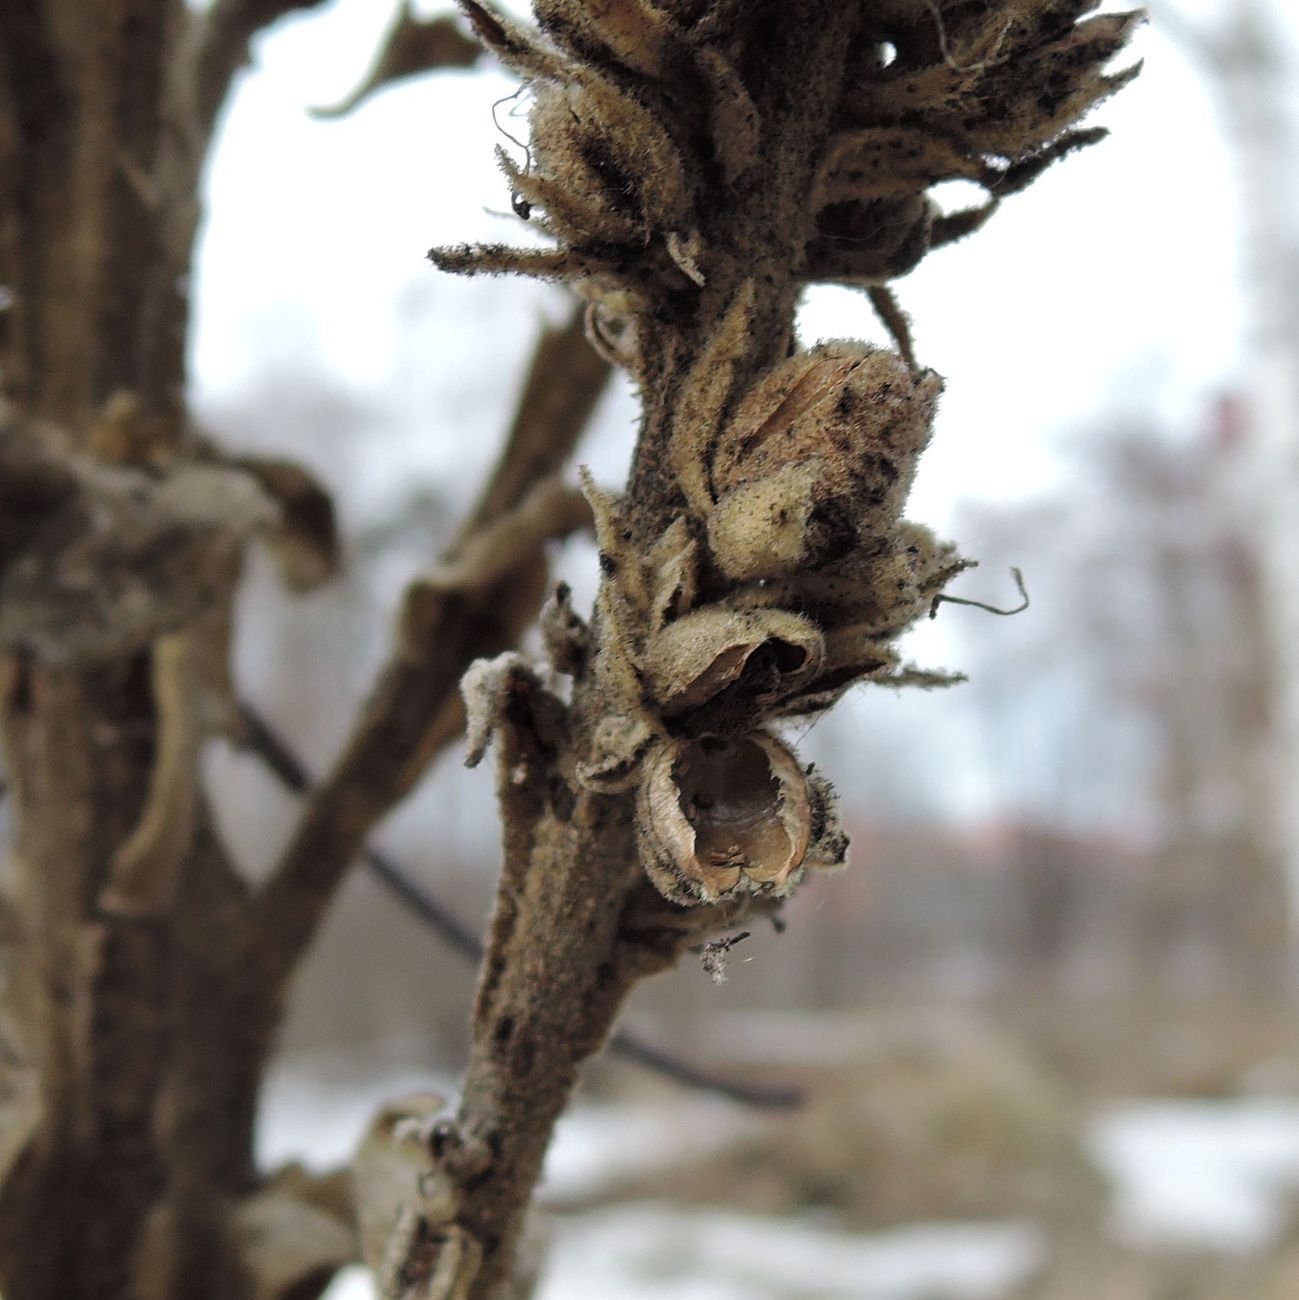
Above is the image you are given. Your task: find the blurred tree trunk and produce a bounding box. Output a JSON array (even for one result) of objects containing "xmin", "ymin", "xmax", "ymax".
[
  {"xmin": 1190, "ymin": 0, "xmax": 1299, "ymax": 987},
  {"xmin": 0, "ymin": 4, "xmax": 367, "ymax": 1296}
]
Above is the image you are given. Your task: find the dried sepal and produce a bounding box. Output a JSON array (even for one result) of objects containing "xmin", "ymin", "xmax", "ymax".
[
  {"xmin": 804, "ymin": 770, "xmax": 850, "ymax": 871},
  {"xmin": 705, "ymin": 462, "xmax": 825, "ymax": 583},
  {"xmin": 927, "ymin": 199, "xmax": 998, "ymax": 254},
  {"xmin": 646, "ymin": 515, "xmax": 699, "ymax": 629},
  {"xmin": 842, "ymin": 2, "xmax": 1142, "ymax": 155},
  {"xmin": 964, "ymin": 14, "xmax": 1144, "ymax": 158},
  {"xmin": 498, "ymin": 146, "xmax": 641, "ymax": 245},
  {"xmin": 526, "ymin": 89, "xmax": 638, "ymax": 241},
  {"xmin": 712, "ymin": 343, "xmax": 933, "ymax": 498},
  {"xmin": 813, "ymin": 127, "xmax": 988, "ymax": 209},
  {"xmin": 799, "ymin": 0, "xmax": 1142, "ymax": 288},
  {"xmin": 805, "ymin": 194, "xmax": 937, "ymax": 287},
  {"xmin": 567, "ymin": 69, "xmax": 693, "ymax": 230},
  {"xmin": 541, "ymin": 581, "xmax": 590, "ymax": 677},
  {"xmin": 427, "ymin": 242, "xmax": 622, "ymax": 283},
  {"xmin": 642, "ymin": 605, "xmax": 823, "ymax": 716},
  {"xmin": 637, "ymin": 733, "xmax": 812, "ymax": 904},
  {"xmin": 988, "ymin": 127, "xmax": 1110, "ymax": 201},
  {"xmin": 882, "ymin": 663, "xmax": 968, "ymax": 690},
  {"xmin": 770, "ymin": 631, "xmax": 899, "ymax": 719},
  {"xmin": 690, "ymin": 41, "xmax": 760, "ymax": 185},
  {"xmin": 528, "ymin": 72, "xmax": 694, "ymax": 240},
  {"xmin": 747, "ymin": 523, "xmax": 969, "ymax": 633},
  {"xmin": 579, "ymin": 467, "xmax": 633, "ymax": 578},
  {"xmin": 457, "ymin": 0, "xmax": 574, "ymax": 84},
  {"xmin": 578, "ymin": 467, "xmax": 652, "ymax": 644},
  {"xmin": 713, "ymin": 523, "xmax": 969, "ymax": 716}
]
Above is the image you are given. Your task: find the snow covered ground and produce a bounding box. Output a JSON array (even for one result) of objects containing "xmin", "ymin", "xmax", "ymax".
[
  {"xmin": 532, "ymin": 1210, "xmax": 1045, "ymax": 1300},
  {"xmin": 1088, "ymin": 1097, "xmax": 1299, "ymax": 1255},
  {"xmin": 261, "ymin": 1063, "xmax": 1299, "ymax": 1298},
  {"xmin": 320, "ymin": 1211, "xmax": 1045, "ymax": 1300},
  {"xmin": 264, "ymin": 1062, "xmax": 1047, "ymax": 1299}
]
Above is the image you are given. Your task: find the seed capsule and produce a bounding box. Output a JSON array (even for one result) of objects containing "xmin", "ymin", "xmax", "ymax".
[
  {"xmin": 642, "ymin": 606, "xmax": 823, "ymax": 716},
  {"xmin": 706, "ymin": 343, "xmax": 940, "ymax": 582},
  {"xmin": 637, "ymin": 733, "xmax": 812, "ymax": 904}
]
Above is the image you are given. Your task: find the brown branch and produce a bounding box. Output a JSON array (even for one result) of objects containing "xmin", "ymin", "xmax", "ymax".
[
  {"xmin": 310, "ymin": 4, "xmax": 480, "ymax": 120},
  {"xmin": 239, "ymin": 307, "xmax": 608, "ymax": 1016},
  {"xmin": 232, "ymin": 699, "xmax": 803, "ymax": 1111},
  {"xmin": 192, "ymin": 0, "xmax": 335, "ymax": 134}
]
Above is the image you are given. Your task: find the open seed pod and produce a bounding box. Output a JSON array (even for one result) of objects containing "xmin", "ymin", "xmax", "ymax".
[
  {"xmin": 641, "ymin": 606, "xmax": 823, "ymax": 716},
  {"xmin": 637, "ymin": 733, "xmax": 812, "ymax": 904},
  {"xmin": 706, "ymin": 343, "xmax": 940, "ymax": 582}
]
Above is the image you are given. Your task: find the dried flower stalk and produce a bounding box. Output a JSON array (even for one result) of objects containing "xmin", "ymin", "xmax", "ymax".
[{"xmin": 413, "ymin": 0, "xmax": 1141, "ymax": 1295}]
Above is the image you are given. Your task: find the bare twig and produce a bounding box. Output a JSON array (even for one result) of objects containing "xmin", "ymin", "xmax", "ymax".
[
  {"xmin": 866, "ymin": 284, "xmax": 917, "ymax": 372},
  {"xmin": 233, "ymin": 699, "xmax": 803, "ymax": 1110},
  {"xmin": 428, "ymin": 244, "xmax": 624, "ymax": 283}
]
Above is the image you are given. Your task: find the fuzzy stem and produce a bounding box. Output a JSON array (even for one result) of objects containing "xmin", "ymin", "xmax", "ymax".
[{"xmin": 433, "ymin": 9, "xmax": 864, "ymax": 1293}]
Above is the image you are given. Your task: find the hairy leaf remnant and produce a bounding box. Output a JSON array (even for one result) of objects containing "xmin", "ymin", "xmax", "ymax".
[{"xmin": 428, "ymin": 0, "xmax": 1139, "ymax": 1293}]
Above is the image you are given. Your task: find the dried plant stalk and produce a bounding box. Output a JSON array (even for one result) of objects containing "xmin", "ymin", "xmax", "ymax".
[{"xmin": 414, "ymin": 0, "xmax": 1141, "ymax": 1295}]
